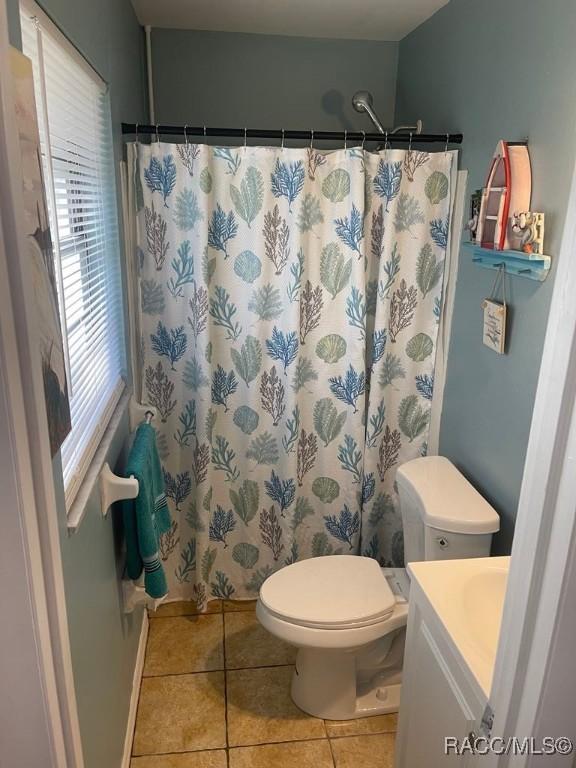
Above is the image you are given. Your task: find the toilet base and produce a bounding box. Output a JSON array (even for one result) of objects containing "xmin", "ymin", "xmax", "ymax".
[
  {"xmin": 355, "ymin": 681, "xmax": 402, "ymax": 718},
  {"xmin": 291, "ymin": 643, "xmax": 403, "ymax": 720}
]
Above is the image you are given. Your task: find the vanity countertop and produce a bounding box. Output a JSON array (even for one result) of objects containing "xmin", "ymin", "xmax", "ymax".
[{"xmin": 408, "ymin": 556, "xmax": 510, "ymax": 697}]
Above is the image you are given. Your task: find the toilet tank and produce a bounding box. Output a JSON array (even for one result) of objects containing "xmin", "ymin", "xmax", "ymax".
[{"xmin": 396, "ymin": 456, "xmax": 500, "ymax": 565}]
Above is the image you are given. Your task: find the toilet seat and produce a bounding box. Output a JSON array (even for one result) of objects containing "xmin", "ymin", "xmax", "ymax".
[
  {"xmin": 257, "ymin": 597, "xmax": 409, "ymax": 649},
  {"xmin": 259, "ymin": 555, "xmax": 396, "ymax": 630}
]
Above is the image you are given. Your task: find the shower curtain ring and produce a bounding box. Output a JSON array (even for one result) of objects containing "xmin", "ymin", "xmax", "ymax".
[
  {"xmin": 445, "ymin": 132, "xmax": 450, "ymax": 153},
  {"xmin": 155, "ymin": 124, "xmax": 160, "ymax": 143},
  {"xmin": 203, "ymin": 125, "xmax": 207, "ymax": 142},
  {"xmin": 385, "ymin": 130, "xmax": 389, "ymax": 149},
  {"xmin": 344, "ymin": 130, "xmax": 348, "ymax": 150},
  {"xmin": 310, "ymin": 129, "xmax": 314, "ymax": 149},
  {"xmin": 134, "ymin": 122, "xmax": 139, "ymax": 145},
  {"xmin": 361, "ymin": 130, "xmax": 366, "ymax": 150},
  {"xmin": 184, "ymin": 124, "xmax": 188, "ymax": 144},
  {"xmin": 281, "ymin": 129, "xmax": 285, "ymax": 149},
  {"xmin": 244, "ymin": 127, "xmax": 247, "ymax": 147},
  {"xmin": 408, "ymin": 132, "xmax": 413, "ymax": 152}
]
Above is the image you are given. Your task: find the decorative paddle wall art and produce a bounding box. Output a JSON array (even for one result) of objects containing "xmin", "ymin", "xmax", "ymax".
[{"xmin": 10, "ymin": 48, "xmax": 71, "ymax": 455}]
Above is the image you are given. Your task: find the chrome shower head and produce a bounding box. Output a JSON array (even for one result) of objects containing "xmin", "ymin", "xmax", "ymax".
[
  {"xmin": 352, "ymin": 90, "xmax": 374, "ymax": 113},
  {"xmin": 351, "ymin": 90, "xmax": 386, "ymax": 134}
]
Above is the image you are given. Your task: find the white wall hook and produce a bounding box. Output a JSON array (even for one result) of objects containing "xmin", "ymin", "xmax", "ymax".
[
  {"xmin": 100, "ymin": 462, "xmax": 138, "ymax": 518},
  {"xmin": 128, "ymin": 396, "xmax": 156, "ymax": 432}
]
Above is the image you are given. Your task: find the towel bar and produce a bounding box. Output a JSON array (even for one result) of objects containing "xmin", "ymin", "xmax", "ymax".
[{"xmin": 100, "ymin": 462, "xmax": 138, "ymax": 517}]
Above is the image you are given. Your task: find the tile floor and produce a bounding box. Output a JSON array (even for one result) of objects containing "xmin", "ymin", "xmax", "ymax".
[{"xmin": 131, "ymin": 600, "xmax": 397, "ymax": 767}]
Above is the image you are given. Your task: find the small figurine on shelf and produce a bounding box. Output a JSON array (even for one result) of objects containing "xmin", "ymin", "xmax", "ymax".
[
  {"xmin": 467, "ymin": 189, "xmax": 482, "ymax": 241},
  {"xmin": 511, "ymin": 211, "xmax": 545, "ymax": 255}
]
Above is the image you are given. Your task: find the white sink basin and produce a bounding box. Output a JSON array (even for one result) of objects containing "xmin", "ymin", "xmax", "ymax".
[
  {"xmin": 408, "ymin": 556, "xmax": 510, "ymax": 696},
  {"xmin": 461, "ymin": 565, "xmax": 508, "ymax": 662}
]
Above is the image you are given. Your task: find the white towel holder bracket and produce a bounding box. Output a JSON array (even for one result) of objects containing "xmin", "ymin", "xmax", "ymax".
[
  {"xmin": 99, "ymin": 397, "xmax": 155, "ymax": 517},
  {"xmin": 122, "ymin": 579, "xmax": 167, "ymax": 614},
  {"xmin": 100, "ymin": 462, "xmax": 138, "ymax": 518}
]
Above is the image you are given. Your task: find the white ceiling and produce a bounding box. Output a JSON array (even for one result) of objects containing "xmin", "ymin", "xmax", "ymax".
[{"xmin": 130, "ymin": 0, "xmax": 449, "ymax": 42}]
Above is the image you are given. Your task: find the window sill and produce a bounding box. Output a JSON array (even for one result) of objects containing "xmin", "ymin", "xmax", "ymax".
[{"xmin": 66, "ymin": 385, "xmax": 129, "ymax": 532}]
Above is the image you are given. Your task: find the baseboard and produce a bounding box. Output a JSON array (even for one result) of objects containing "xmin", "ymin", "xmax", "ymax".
[{"xmin": 121, "ymin": 609, "xmax": 149, "ymax": 768}]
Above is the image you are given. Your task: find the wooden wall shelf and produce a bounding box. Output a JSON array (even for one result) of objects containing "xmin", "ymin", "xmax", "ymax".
[{"xmin": 463, "ymin": 243, "xmax": 551, "ymax": 282}]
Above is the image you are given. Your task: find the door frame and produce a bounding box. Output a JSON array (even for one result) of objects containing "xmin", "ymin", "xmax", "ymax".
[
  {"xmin": 0, "ymin": 1, "xmax": 84, "ymax": 765},
  {"xmin": 486, "ymin": 156, "xmax": 576, "ymax": 763}
]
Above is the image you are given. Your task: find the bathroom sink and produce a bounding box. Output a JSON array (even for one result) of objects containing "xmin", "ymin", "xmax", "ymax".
[
  {"xmin": 408, "ymin": 556, "xmax": 510, "ymax": 696},
  {"xmin": 461, "ymin": 565, "xmax": 508, "ymax": 662}
]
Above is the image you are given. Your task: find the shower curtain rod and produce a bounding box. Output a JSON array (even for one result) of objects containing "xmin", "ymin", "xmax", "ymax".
[{"xmin": 121, "ymin": 123, "xmax": 463, "ymax": 146}]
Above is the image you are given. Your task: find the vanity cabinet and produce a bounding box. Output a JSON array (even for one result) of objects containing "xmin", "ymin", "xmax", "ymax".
[{"xmin": 395, "ymin": 582, "xmax": 488, "ymax": 768}]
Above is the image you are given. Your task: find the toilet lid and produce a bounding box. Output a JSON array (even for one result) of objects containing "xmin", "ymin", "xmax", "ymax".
[{"xmin": 259, "ymin": 555, "xmax": 395, "ymax": 629}]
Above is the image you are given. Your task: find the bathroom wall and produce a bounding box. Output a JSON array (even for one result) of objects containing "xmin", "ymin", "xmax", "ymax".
[
  {"xmin": 7, "ymin": 1, "xmax": 147, "ymax": 766},
  {"xmin": 395, "ymin": 0, "xmax": 576, "ymax": 552},
  {"xmin": 151, "ymin": 28, "xmax": 399, "ymax": 139}
]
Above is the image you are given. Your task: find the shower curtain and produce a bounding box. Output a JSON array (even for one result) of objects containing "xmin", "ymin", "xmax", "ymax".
[{"xmin": 127, "ymin": 141, "xmax": 454, "ymax": 607}]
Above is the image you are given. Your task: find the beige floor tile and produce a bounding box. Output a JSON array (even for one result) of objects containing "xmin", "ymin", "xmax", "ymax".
[
  {"xmin": 226, "ymin": 665, "xmax": 326, "ymax": 747},
  {"xmin": 229, "ymin": 739, "xmax": 334, "ymax": 768},
  {"xmin": 330, "ymin": 733, "xmax": 396, "ymax": 768},
  {"xmin": 324, "ymin": 712, "xmax": 398, "ymax": 738},
  {"xmin": 224, "ymin": 611, "xmax": 296, "ymax": 669},
  {"xmin": 144, "ymin": 615, "xmax": 224, "ymax": 676},
  {"xmin": 149, "ymin": 600, "xmax": 222, "ymax": 617},
  {"xmin": 133, "ymin": 673, "xmax": 226, "ymax": 755},
  {"xmin": 223, "ymin": 599, "xmax": 257, "ymax": 612},
  {"xmin": 131, "ymin": 751, "xmax": 227, "ymax": 768}
]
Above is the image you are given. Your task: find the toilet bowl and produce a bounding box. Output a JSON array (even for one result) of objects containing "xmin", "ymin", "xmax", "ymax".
[
  {"xmin": 257, "ymin": 556, "xmax": 410, "ymax": 720},
  {"xmin": 256, "ymin": 456, "xmax": 501, "ymax": 720}
]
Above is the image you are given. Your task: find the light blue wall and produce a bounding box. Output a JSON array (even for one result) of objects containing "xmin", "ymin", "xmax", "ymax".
[
  {"xmin": 151, "ymin": 28, "xmax": 399, "ymax": 142},
  {"xmin": 8, "ymin": 1, "xmax": 147, "ymax": 766},
  {"xmin": 396, "ymin": 0, "xmax": 576, "ymax": 552}
]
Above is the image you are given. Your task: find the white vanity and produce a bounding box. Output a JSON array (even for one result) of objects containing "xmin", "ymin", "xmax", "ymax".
[{"xmin": 395, "ymin": 556, "xmax": 509, "ymax": 767}]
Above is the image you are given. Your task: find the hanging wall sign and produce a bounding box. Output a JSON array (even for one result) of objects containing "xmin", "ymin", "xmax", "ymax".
[{"xmin": 482, "ymin": 265, "xmax": 507, "ymax": 354}]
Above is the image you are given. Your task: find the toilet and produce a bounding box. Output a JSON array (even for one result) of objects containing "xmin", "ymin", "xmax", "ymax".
[{"xmin": 256, "ymin": 456, "xmax": 500, "ymax": 720}]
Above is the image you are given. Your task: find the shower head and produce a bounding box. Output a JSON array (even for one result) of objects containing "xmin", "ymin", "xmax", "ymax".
[
  {"xmin": 352, "ymin": 90, "xmax": 386, "ymax": 134},
  {"xmin": 352, "ymin": 91, "xmax": 424, "ymax": 139},
  {"xmin": 352, "ymin": 90, "xmax": 374, "ymax": 113}
]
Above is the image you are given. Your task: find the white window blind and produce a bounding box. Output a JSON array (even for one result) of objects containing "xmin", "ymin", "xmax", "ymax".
[{"xmin": 20, "ymin": 2, "xmax": 126, "ymax": 508}]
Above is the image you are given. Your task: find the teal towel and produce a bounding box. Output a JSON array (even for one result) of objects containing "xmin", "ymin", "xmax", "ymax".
[{"xmin": 123, "ymin": 423, "xmax": 172, "ymax": 599}]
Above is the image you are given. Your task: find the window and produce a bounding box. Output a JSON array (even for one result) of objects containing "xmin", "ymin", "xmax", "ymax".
[{"xmin": 20, "ymin": 2, "xmax": 126, "ymax": 508}]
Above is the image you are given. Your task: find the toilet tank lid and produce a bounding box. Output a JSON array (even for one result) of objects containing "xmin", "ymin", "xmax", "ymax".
[{"xmin": 396, "ymin": 456, "xmax": 500, "ymax": 534}]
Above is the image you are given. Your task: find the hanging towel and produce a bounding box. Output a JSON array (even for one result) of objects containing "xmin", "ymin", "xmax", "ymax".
[{"xmin": 123, "ymin": 422, "xmax": 172, "ymax": 598}]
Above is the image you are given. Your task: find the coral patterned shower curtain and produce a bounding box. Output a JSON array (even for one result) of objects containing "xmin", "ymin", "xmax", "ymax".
[{"xmin": 127, "ymin": 141, "xmax": 454, "ymax": 607}]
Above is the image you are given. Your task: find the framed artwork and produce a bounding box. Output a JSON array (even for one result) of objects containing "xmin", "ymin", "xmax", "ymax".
[{"xmin": 10, "ymin": 47, "xmax": 71, "ymax": 455}]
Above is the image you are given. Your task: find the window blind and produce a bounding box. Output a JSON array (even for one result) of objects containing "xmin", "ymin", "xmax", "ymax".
[{"xmin": 20, "ymin": 3, "xmax": 126, "ymax": 508}]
